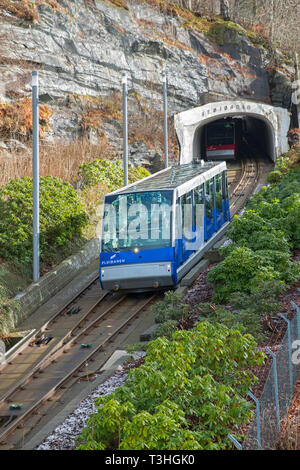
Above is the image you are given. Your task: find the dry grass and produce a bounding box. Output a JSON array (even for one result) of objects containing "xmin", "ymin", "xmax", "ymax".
[
  {"xmin": 0, "ymin": 0, "xmax": 38, "ymax": 21},
  {"xmin": 0, "ymin": 136, "xmax": 117, "ymax": 186},
  {"xmin": 0, "ymin": 99, "xmax": 52, "ymax": 141},
  {"xmin": 128, "ymin": 92, "xmax": 179, "ymax": 163},
  {"xmin": 79, "ymin": 92, "xmax": 122, "ymax": 134},
  {"xmin": 105, "ymin": 0, "xmax": 128, "ymax": 9},
  {"xmin": 129, "ymin": 106, "xmax": 177, "ymax": 155},
  {"xmin": 0, "ymin": 0, "xmax": 67, "ymax": 22},
  {"xmin": 276, "ymin": 418, "xmax": 300, "ymax": 450}
]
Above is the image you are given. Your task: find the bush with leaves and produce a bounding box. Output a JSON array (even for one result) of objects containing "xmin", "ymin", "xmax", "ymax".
[
  {"xmin": 77, "ymin": 321, "xmax": 264, "ymax": 450},
  {"xmin": 194, "ymin": 303, "xmax": 266, "ymax": 344},
  {"xmin": 230, "ymin": 280, "xmax": 286, "ymax": 317},
  {"xmin": 247, "ymin": 169, "xmax": 300, "ymax": 249},
  {"xmin": 152, "ymin": 291, "xmax": 190, "ymax": 324},
  {"xmin": 151, "ymin": 319, "xmax": 178, "ymax": 340},
  {"xmin": 78, "ymin": 159, "xmax": 150, "ymax": 191},
  {"xmin": 0, "ymin": 177, "xmax": 88, "ymax": 265},
  {"xmin": 207, "ymin": 246, "xmax": 281, "ymax": 302},
  {"xmin": 209, "ymin": 165, "xmax": 300, "ymax": 302}
]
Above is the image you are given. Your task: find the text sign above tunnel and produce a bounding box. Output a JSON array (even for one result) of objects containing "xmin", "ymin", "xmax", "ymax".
[{"xmin": 174, "ymin": 100, "xmax": 290, "ymax": 163}]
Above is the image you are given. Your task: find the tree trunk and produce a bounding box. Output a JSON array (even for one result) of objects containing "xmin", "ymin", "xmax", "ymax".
[{"xmin": 220, "ymin": 0, "xmax": 230, "ymax": 20}]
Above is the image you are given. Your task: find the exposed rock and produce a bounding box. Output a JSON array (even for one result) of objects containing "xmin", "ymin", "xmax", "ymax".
[
  {"xmin": 0, "ymin": 0, "xmax": 293, "ymax": 171},
  {"xmin": 270, "ymin": 69, "xmax": 293, "ymax": 109},
  {"xmin": 0, "ymin": 141, "xmax": 8, "ymax": 150},
  {"xmin": 129, "ymin": 141, "xmax": 164, "ymax": 172},
  {"xmin": 5, "ymin": 139, "xmax": 29, "ymax": 152},
  {"xmin": 220, "ymin": 0, "xmax": 230, "ymax": 21}
]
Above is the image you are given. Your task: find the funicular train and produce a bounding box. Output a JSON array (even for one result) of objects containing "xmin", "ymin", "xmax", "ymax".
[
  {"xmin": 99, "ymin": 161, "xmax": 230, "ymax": 292},
  {"xmin": 205, "ymin": 117, "xmax": 244, "ymax": 161}
]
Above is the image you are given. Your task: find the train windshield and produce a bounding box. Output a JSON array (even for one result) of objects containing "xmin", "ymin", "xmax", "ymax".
[
  {"xmin": 102, "ymin": 190, "xmax": 173, "ymax": 252},
  {"xmin": 206, "ymin": 121, "xmax": 234, "ymax": 146}
]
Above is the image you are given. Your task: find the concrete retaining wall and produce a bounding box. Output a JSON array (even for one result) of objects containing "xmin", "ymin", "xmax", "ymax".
[{"xmin": 14, "ymin": 238, "xmax": 100, "ymax": 325}]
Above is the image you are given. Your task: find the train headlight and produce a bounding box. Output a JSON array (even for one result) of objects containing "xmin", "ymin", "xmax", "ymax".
[
  {"xmin": 133, "ymin": 247, "xmax": 139, "ymax": 254},
  {"xmin": 101, "ymin": 269, "xmax": 105, "ymax": 277},
  {"xmin": 167, "ymin": 264, "xmax": 171, "ymax": 272}
]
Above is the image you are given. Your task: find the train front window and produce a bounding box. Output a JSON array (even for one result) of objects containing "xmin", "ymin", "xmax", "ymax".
[
  {"xmin": 206, "ymin": 121, "xmax": 234, "ymax": 146},
  {"xmin": 102, "ymin": 190, "xmax": 173, "ymax": 251}
]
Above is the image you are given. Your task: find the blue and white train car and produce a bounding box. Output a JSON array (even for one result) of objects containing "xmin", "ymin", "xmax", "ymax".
[{"xmin": 99, "ymin": 162, "xmax": 230, "ymax": 292}]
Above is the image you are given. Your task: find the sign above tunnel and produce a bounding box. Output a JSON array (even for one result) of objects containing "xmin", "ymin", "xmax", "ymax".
[{"xmin": 174, "ymin": 100, "xmax": 291, "ymax": 163}]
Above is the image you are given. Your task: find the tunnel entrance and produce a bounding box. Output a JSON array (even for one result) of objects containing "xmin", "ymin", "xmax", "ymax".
[
  {"xmin": 195, "ymin": 116, "xmax": 275, "ymax": 162},
  {"xmin": 174, "ymin": 101, "xmax": 290, "ymax": 165}
]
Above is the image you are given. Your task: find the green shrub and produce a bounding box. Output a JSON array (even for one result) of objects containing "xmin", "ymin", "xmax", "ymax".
[
  {"xmin": 0, "ymin": 177, "xmax": 88, "ymax": 265},
  {"xmin": 255, "ymin": 250, "xmax": 300, "ymax": 285},
  {"xmin": 207, "ymin": 246, "xmax": 280, "ymax": 303},
  {"xmin": 151, "ymin": 319, "xmax": 178, "ymax": 340},
  {"xmin": 267, "ymin": 170, "xmax": 283, "ymax": 184},
  {"xmin": 78, "ymin": 159, "xmax": 150, "ymax": 191},
  {"xmin": 77, "ymin": 321, "xmax": 264, "ymax": 450},
  {"xmin": 230, "ymin": 280, "xmax": 287, "ymax": 316},
  {"xmin": 241, "ymin": 168, "xmax": 300, "ymax": 249},
  {"xmin": 211, "ymin": 165, "xmax": 300, "ymax": 304},
  {"xmin": 152, "ymin": 291, "xmax": 190, "ymax": 324},
  {"xmin": 226, "ymin": 211, "xmax": 273, "ymax": 244},
  {"xmin": 195, "ymin": 303, "xmax": 265, "ymax": 344}
]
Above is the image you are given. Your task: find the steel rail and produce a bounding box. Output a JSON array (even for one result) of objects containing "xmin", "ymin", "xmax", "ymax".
[
  {"xmin": 0, "ymin": 295, "xmax": 126, "ymax": 405},
  {"xmin": 0, "ymin": 274, "xmax": 101, "ymax": 373},
  {"xmin": 0, "ymin": 295, "xmax": 157, "ymax": 445},
  {"xmin": 230, "ymin": 158, "xmax": 261, "ymax": 215}
]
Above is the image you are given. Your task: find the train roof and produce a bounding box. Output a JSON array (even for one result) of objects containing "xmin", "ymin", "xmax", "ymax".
[{"xmin": 108, "ymin": 161, "xmax": 227, "ymax": 198}]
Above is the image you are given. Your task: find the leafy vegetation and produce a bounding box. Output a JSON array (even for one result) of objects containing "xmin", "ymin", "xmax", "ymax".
[
  {"xmin": 77, "ymin": 321, "xmax": 264, "ymax": 450},
  {"xmin": 78, "ymin": 159, "xmax": 150, "ymax": 191},
  {"xmin": 151, "ymin": 289, "xmax": 269, "ymax": 344},
  {"xmin": 108, "ymin": 154, "xmax": 299, "ymax": 451},
  {"xmin": 195, "ymin": 303, "xmax": 266, "ymax": 345},
  {"xmin": 0, "ymin": 177, "xmax": 88, "ymax": 265},
  {"xmin": 207, "ymin": 162, "xmax": 300, "ymax": 302},
  {"xmin": 153, "ymin": 291, "xmax": 190, "ymax": 324}
]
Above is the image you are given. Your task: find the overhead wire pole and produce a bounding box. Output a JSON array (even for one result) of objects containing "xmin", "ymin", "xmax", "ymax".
[
  {"xmin": 122, "ymin": 72, "xmax": 128, "ymax": 186},
  {"xmin": 163, "ymin": 70, "xmax": 169, "ymax": 168},
  {"xmin": 294, "ymin": 52, "xmax": 300, "ymax": 129},
  {"xmin": 32, "ymin": 70, "xmax": 40, "ymax": 282}
]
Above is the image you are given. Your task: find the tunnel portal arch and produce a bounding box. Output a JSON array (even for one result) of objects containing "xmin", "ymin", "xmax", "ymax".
[{"xmin": 174, "ymin": 101, "xmax": 290, "ymax": 164}]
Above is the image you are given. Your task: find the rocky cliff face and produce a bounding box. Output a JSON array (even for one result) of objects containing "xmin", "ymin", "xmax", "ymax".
[{"xmin": 0, "ymin": 0, "xmax": 294, "ymax": 171}]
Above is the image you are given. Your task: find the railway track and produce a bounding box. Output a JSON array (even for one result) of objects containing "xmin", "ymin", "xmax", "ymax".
[
  {"xmin": 0, "ymin": 283, "xmax": 159, "ymax": 449},
  {"xmin": 0, "ymin": 157, "xmax": 265, "ymax": 449},
  {"xmin": 228, "ymin": 157, "xmax": 261, "ymax": 215}
]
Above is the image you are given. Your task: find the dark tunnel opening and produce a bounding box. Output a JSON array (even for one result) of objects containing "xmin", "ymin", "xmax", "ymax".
[{"xmin": 193, "ymin": 116, "xmax": 275, "ymax": 162}]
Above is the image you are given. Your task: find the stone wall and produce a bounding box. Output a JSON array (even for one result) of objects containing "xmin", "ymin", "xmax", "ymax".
[
  {"xmin": 14, "ymin": 238, "xmax": 100, "ymax": 324},
  {"xmin": 0, "ymin": 0, "xmax": 291, "ymax": 170}
]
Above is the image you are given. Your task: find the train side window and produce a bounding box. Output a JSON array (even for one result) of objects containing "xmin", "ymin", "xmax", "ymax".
[
  {"xmin": 194, "ymin": 185, "xmax": 204, "ymax": 228},
  {"xmin": 194, "ymin": 185, "xmax": 203, "ymax": 205},
  {"xmin": 222, "ymin": 171, "xmax": 229, "ymax": 200},
  {"xmin": 175, "ymin": 197, "xmax": 182, "ymax": 239},
  {"xmin": 205, "ymin": 180, "xmax": 213, "ymax": 220},
  {"xmin": 181, "ymin": 192, "xmax": 193, "ymax": 235},
  {"xmin": 215, "ymin": 174, "xmax": 223, "ymax": 212}
]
